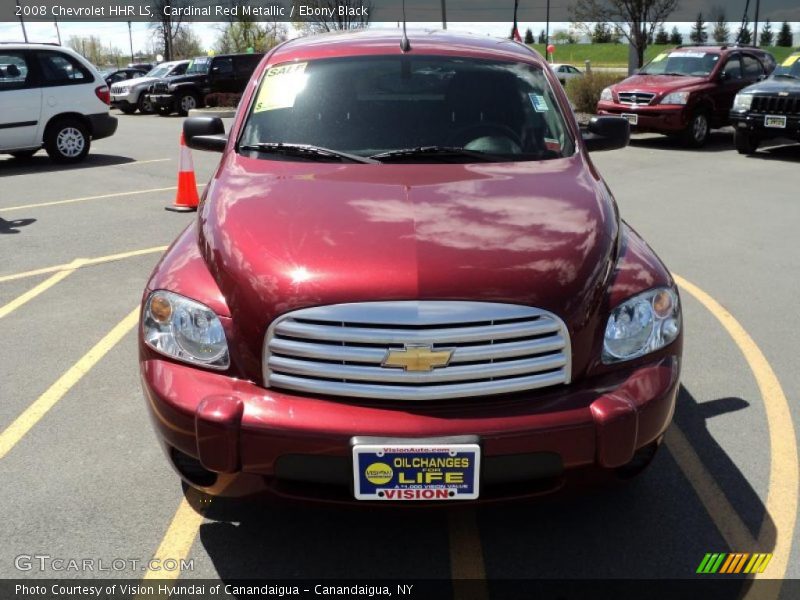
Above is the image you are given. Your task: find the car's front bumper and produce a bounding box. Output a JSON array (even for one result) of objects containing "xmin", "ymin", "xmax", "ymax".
[
  {"xmin": 597, "ymin": 102, "xmax": 689, "ymax": 133},
  {"xmin": 730, "ymin": 111, "xmax": 800, "ymax": 140},
  {"xmin": 140, "ymin": 352, "xmax": 680, "ymax": 503},
  {"xmin": 148, "ymin": 93, "xmax": 176, "ymax": 109}
]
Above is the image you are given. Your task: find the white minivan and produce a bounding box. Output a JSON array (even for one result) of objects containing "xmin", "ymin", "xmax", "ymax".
[{"xmin": 0, "ymin": 43, "xmax": 117, "ymax": 162}]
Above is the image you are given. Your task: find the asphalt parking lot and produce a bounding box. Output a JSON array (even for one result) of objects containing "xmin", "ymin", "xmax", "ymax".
[{"xmin": 1, "ymin": 112, "xmax": 798, "ymax": 596}]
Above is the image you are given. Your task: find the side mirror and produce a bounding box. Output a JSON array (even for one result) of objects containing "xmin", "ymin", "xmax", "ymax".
[
  {"xmin": 184, "ymin": 116, "xmax": 227, "ymax": 152},
  {"xmin": 582, "ymin": 116, "xmax": 630, "ymax": 152}
]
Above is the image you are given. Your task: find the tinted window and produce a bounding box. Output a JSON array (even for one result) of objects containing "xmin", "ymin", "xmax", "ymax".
[
  {"xmin": 186, "ymin": 57, "xmax": 211, "ymax": 75},
  {"xmin": 37, "ymin": 52, "xmax": 91, "ymax": 85},
  {"xmin": 0, "ymin": 52, "xmax": 31, "ymax": 91},
  {"xmin": 641, "ymin": 50, "xmax": 721, "ymax": 76},
  {"xmin": 234, "ymin": 55, "xmax": 262, "ymax": 76},
  {"xmin": 723, "ymin": 56, "xmax": 742, "ymax": 79},
  {"xmin": 742, "ymin": 55, "xmax": 763, "ymax": 79},
  {"xmin": 170, "ymin": 63, "xmax": 188, "ymax": 76},
  {"xmin": 240, "ymin": 55, "xmax": 575, "ymax": 162},
  {"xmin": 212, "ymin": 57, "xmax": 233, "ymax": 74}
]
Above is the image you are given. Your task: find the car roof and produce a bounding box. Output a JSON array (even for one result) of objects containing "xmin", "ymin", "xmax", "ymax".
[{"xmin": 270, "ymin": 29, "xmax": 543, "ymax": 66}]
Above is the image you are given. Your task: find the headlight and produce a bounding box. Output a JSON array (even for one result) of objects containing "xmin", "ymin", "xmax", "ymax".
[
  {"xmin": 600, "ymin": 87, "xmax": 613, "ymax": 102},
  {"xmin": 660, "ymin": 91, "xmax": 690, "ymax": 105},
  {"xmin": 733, "ymin": 94, "xmax": 753, "ymax": 111},
  {"xmin": 603, "ymin": 288, "xmax": 681, "ymax": 363},
  {"xmin": 143, "ymin": 291, "xmax": 229, "ymax": 369}
]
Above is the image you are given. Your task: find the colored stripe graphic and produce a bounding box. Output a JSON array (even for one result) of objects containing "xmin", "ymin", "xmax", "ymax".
[{"xmin": 698, "ymin": 553, "xmax": 773, "ymax": 574}]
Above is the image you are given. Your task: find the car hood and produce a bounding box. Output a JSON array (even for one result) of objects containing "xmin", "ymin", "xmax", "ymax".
[
  {"xmin": 199, "ymin": 154, "xmax": 619, "ymax": 333},
  {"xmin": 741, "ymin": 76, "xmax": 800, "ymax": 95},
  {"xmin": 162, "ymin": 73, "xmax": 206, "ymax": 85},
  {"xmin": 615, "ymin": 74, "xmax": 708, "ymax": 94}
]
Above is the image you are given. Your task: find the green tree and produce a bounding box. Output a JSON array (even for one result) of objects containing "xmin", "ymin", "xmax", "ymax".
[
  {"xmin": 711, "ymin": 9, "xmax": 729, "ymax": 44},
  {"xmin": 538, "ymin": 29, "xmax": 546, "ymax": 44},
  {"xmin": 737, "ymin": 19, "xmax": 752, "ymax": 45},
  {"xmin": 758, "ymin": 20, "xmax": 774, "ymax": 47},
  {"xmin": 524, "ymin": 28, "xmax": 534, "ymax": 44},
  {"xmin": 776, "ymin": 21, "xmax": 793, "ymax": 47},
  {"xmin": 669, "ymin": 26, "xmax": 683, "ymax": 45},
  {"xmin": 214, "ymin": 20, "xmax": 287, "ymax": 54},
  {"xmin": 592, "ymin": 22, "xmax": 613, "ymax": 43},
  {"xmin": 171, "ymin": 28, "xmax": 203, "ymax": 59},
  {"xmin": 654, "ymin": 24, "xmax": 668, "ymax": 44},
  {"xmin": 690, "ymin": 12, "xmax": 708, "ymax": 43}
]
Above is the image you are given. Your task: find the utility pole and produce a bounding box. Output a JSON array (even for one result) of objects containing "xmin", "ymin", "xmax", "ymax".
[
  {"xmin": 15, "ymin": 0, "xmax": 28, "ymax": 42},
  {"xmin": 128, "ymin": 21, "xmax": 134, "ymax": 63},
  {"xmin": 440, "ymin": 0, "xmax": 447, "ymax": 30},
  {"xmin": 545, "ymin": 0, "xmax": 550, "ymax": 53},
  {"xmin": 54, "ymin": 18, "xmax": 61, "ymax": 45},
  {"xmin": 753, "ymin": 0, "xmax": 761, "ymax": 45}
]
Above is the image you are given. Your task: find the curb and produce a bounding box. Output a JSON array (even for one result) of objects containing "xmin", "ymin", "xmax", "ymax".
[{"xmin": 188, "ymin": 108, "xmax": 236, "ymax": 118}]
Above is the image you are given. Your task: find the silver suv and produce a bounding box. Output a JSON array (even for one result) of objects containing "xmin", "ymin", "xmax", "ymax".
[{"xmin": 110, "ymin": 60, "xmax": 188, "ymax": 114}]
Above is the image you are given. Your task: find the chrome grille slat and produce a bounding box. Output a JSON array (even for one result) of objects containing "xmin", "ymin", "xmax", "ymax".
[
  {"xmin": 263, "ymin": 301, "xmax": 571, "ymax": 401},
  {"xmin": 618, "ymin": 91, "xmax": 656, "ymax": 106}
]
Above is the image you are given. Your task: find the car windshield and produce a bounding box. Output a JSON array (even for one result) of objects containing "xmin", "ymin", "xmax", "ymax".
[
  {"xmin": 640, "ymin": 50, "xmax": 721, "ymax": 76},
  {"xmin": 238, "ymin": 55, "xmax": 575, "ymax": 162},
  {"xmin": 773, "ymin": 54, "xmax": 800, "ymax": 78},
  {"xmin": 185, "ymin": 57, "xmax": 211, "ymax": 75},
  {"xmin": 146, "ymin": 64, "xmax": 171, "ymax": 78}
]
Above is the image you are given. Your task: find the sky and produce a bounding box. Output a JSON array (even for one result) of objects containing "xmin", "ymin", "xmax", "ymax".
[{"xmin": 1, "ymin": 20, "xmax": 798, "ymax": 59}]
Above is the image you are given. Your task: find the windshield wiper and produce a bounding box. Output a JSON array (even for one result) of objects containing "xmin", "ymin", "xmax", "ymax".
[
  {"xmin": 369, "ymin": 146, "xmax": 504, "ymax": 163},
  {"xmin": 238, "ymin": 142, "xmax": 377, "ymax": 164},
  {"xmin": 662, "ymin": 72, "xmax": 690, "ymax": 76}
]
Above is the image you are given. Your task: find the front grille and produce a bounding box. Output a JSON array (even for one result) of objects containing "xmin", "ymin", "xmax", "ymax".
[
  {"xmin": 110, "ymin": 84, "xmax": 125, "ymax": 94},
  {"xmin": 751, "ymin": 95, "xmax": 800, "ymax": 115},
  {"xmin": 617, "ymin": 92, "xmax": 656, "ymax": 106},
  {"xmin": 263, "ymin": 302, "xmax": 571, "ymax": 401},
  {"xmin": 152, "ymin": 82, "xmax": 169, "ymax": 94}
]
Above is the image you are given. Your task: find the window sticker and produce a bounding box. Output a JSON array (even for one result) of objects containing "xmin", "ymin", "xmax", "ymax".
[
  {"xmin": 529, "ymin": 93, "xmax": 549, "ymax": 112},
  {"xmin": 253, "ymin": 62, "xmax": 308, "ymax": 113},
  {"xmin": 782, "ymin": 54, "xmax": 799, "ymax": 67},
  {"xmin": 669, "ymin": 51, "xmax": 707, "ymax": 58},
  {"xmin": 544, "ymin": 137, "xmax": 561, "ymax": 152},
  {"xmin": 652, "ymin": 53, "xmax": 668, "ymax": 62}
]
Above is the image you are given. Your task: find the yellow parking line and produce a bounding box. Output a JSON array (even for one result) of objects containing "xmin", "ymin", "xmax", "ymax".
[
  {"xmin": 0, "ymin": 306, "xmax": 139, "ymax": 460},
  {"xmin": 0, "ymin": 246, "xmax": 168, "ymax": 283},
  {"xmin": 0, "ymin": 186, "xmax": 176, "ymax": 213},
  {"xmin": 674, "ymin": 274, "xmax": 798, "ymax": 585},
  {"xmin": 119, "ymin": 159, "xmax": 170, "ymax": 166},
  {"xmin": 0, "ymin": 259, "xmax": 85, "ymax": 320},
  {"xmin": 142, "ymin": 488, "xmax": 208, "ymax": 581}
]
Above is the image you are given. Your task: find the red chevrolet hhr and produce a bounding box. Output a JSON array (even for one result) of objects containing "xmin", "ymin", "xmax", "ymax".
[{"xmin": 139, "ymin": 30, "xmax": 682, "ymax": 503}]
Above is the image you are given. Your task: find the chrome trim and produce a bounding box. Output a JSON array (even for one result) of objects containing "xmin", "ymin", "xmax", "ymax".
[
  {"xmin": 618, "ymin": 91, "xmax": 656, "ymax": 106},
  {"xmin": 263, "ymin": 301, "xmax": 572, "ymax": 401}
]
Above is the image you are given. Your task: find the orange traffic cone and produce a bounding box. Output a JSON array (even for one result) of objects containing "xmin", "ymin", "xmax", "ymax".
[{"xmin": 165, "ymin": 133, "xmax": 200, "ymax": 212}]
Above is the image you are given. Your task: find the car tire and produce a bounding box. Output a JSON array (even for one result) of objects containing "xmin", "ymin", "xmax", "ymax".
[
  {"xmin": 176, "ymin": 92, "xmax": 199, "ymax": 116},
  {"xmin": 682, "ymin": 109, "xmax": 710, "ymax": 148},
  {"xmin": 9, "ymin": 149, "xmax": 37, "ymax": 159},
  {"xmin": 735, "ymin": 130, "xmax": 760, "ymax": 155},
  {"xmin": 44, "ymin": 118, "xmax": 90, "ymax": 163},
  {"xmin": 119, "ymin": 105, "xmax": 136, "ymax": 115},
  {"xmin": 137, "ymin": 95, "xmax": 154, "ymax": 114}
]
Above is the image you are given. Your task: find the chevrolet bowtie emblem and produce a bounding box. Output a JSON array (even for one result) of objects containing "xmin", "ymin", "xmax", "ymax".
[{"xmin": 382, "ymin": 345, "xmax": 455, "ymax": 372}]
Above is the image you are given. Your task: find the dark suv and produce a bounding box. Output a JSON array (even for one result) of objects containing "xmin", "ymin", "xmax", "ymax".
[
  {"xmin": 730, "ymin": 51, "xmax": 800, "ymax": 154},
  {"xmin": 597, "ymin": 45, "xmax": 776, "ymax": 147},
  {"xmin": 147, "ymin": 53, "xmax": 264, "ymax": 116}
]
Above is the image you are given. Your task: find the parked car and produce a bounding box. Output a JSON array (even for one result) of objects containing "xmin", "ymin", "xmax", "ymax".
[
  {"xmin": 550, "ymin": 63, "xmax": 583, "ymax": 85},
  {"xmin": 103, "ymin": 67, "xmax": 147, "ymax": 87},
  {"xmin": 730, "ymin": 51, "xmax": 800, "ymax": 154},
  {"xmin": 597, "ymin": 45, "xmax": 776, "ymax": 147},
  {"xmin": 139, "ymin": 30, "xmax": 682, "ymax": 503},
  {"xmin": 147, "ymin": 52, "xmax": 264, "ymax": 116},
  {"xmin": 0, "ymin": 43, "xmax": 116, "ymax": 162},
  {"xmin": 109, "ymin": 60, "xmax": 189, "ymax": 114}
]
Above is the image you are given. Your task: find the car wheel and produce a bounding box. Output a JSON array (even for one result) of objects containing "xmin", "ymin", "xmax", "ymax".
[
  {"xmin": 735, "ymin": 130, "xmax": 760, "ymax": 155},
  {"xmin": 177, "ymin": 92, "xmax": 199, "ymax": 116},
  {"xmin": 682, "ymin": 110, "xmax": 710, "ymax": 148},
  {"xmin": 615, "ymin": 440, "xmax": 661, "ymax": 480},
  {"xmin": 44, "ymin": 118, "xmax": 90, "ymax": 163},
  {"xmin": 9, "ymin": 149, "xmax": 37, "ymax": 159},
  {"xmin": 119, "ymin": 105, "xmax": 136, "ymax": 115},
  {"xmin": 137, "ymin": 95, "xmax": 154, "ymax": 114}
]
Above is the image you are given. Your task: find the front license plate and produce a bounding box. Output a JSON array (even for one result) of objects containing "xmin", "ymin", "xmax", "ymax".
[
  {"xmin": 765, "ymin": 115, "xmax": 787, "ymax": 128},
  {"xmin": 353, "ymin": 443, "xmax": 480, "ymax": 501},
  {"xmin": 622, "ymin": 113, "xmax": 639, "ymax": 125}
]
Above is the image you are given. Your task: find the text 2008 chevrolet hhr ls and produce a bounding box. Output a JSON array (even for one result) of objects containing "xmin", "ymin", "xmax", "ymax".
[{"xmin": 139, "ymin": 30, "xmax": 682, "ymax": 503}]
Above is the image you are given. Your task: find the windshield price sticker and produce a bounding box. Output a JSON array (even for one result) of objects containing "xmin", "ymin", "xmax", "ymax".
[
  {"xmin": 254, "ymin": 62, "xmax": 308, "ymax": 113},
  {"xmin": 782, "ymin": 54, "xmax": 799, "ymax": 67},
  {"xmin": 529, "ymin": 93, "xmax": 549, "ymax": 112},
  {"xmin": 670, "ymin": 51, "xmax": 706, "ymax": 58},
  {"xmin": 652, "ymin": 53, "xmax": 668, "ymax": 62},
  {"xmin": 353, "ymin": 443, "xmax": 480, "ymax": 501}
]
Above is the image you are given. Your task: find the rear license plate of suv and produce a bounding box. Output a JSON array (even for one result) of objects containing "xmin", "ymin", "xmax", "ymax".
[
  {"xmin": 765, "ymin": 115, "xmax": 787, "ymax": 128},
  {"xmin": 353, "ymin": 441, "xmax": 480, "ymax": 501},
  {"xmin": 622, "ymin": 113, "xmax": 639, "ymax": 125}
]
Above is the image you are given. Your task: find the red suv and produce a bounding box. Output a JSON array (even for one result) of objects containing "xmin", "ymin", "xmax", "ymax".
[
  {"xmin": 139, "ymin": 30, "xmax": 682, "ymax": 503},
  {"xmin": 597, "ymin": 45, "xmax": 775, "ymax": 147}
]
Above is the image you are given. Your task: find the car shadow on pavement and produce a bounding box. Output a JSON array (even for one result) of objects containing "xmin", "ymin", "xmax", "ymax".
[
  {"xmin": 0, "ymin": 153, "xmax": 136, "ymax": 175},
  {"xmin": 629, "ymin": 131, "xmax": 736, "ymax": 153},
  {"xmin": 746, "ymin": 142, "xmax": 800, "ymax": 163},
  {"xmin": 191, "ymin": 385, "xmax": 776, "ymax": 595},
  {"xmin": 0, "ymin": 217, "xmax": 35, "ymax": 234}
]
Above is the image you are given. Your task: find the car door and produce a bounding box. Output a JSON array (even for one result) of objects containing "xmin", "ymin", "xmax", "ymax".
[
  {"xmin": 741, "ymin": 54, "xmax": 766, "ymax": 86},
  {"xmin": 34, "ymin": 50, "xmax": 98, "ymax": 124},
  {"xmin": 713, "ymin": 53, "xmax": 743, "ymax": 123},
  {"xmin": 0, "ymin": 50, "xmax": 42, "ymax": 151},
  {"xmin": 209, "ymin": 57, "xmax": 235, "ymax": 93}
]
